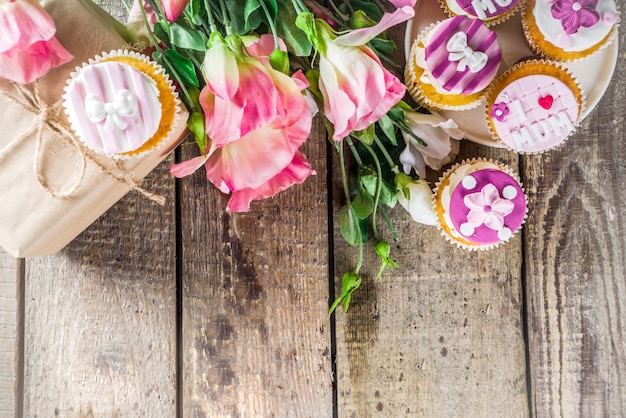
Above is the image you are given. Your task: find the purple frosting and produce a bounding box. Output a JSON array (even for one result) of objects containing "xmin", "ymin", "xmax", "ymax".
[
  {"xmin": 449, "ymin": 168, "xmax": 526, "ymax": 245},
  {"xmin": 551, "ymin": 0, "xmax": 600, "ymax": 34},
  {"xmin": 454, "ymin": 0, "xmax": 522, "ymax": 19}
]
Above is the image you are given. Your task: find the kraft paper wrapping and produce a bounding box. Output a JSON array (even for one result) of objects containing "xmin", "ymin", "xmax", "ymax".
[{"xmin": 0, "ymin": 0, "xmax": 189, "ymax": 258}]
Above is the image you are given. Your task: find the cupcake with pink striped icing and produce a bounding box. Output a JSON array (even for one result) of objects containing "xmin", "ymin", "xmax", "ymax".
[
  {"xmin": 63, "ymin": 50, "xmax": 180, "ymax": 159},
  {"xmin": 405, "ymin": 16, "xmax": 502, "ymax": 111}
]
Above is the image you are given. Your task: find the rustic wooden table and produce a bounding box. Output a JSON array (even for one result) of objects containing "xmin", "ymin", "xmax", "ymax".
[{"xmin": 1, "ymin": 0, "xmax": 625, "ymax": 416}]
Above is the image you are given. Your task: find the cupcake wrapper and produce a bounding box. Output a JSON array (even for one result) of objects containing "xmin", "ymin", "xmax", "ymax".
[
  {"xmin": 63, "ymin": 49, "xmax": 182, "ymax": 160},
  {"xmin": 432, "ymin": 157, "xmax": 528, "ymax": 250},
  {"xmin": 484, "ymin": 59, "xmax": 586, "ymax": 154}
]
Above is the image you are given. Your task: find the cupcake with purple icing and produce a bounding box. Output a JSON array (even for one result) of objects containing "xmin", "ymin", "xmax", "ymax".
[
  {"xmin": 522, "ymin": 0, "xmax": 619, "ymax": 61},
  {"xmin": 405, "ymin": 16, "xmax": 502, "ymax": 111},
  {"xmin": 433, "ymin": 159, "xmax": 527, "ymax": 250}
]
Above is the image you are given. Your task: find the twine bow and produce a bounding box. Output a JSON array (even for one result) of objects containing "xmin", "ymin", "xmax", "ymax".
[
  {"xmin": 86, "ymin": 89, "xmax": 138, "ymax": 131},
  {"xmin": 446, "ymin": 32, "xmax": 488, "ymax": 73},
  {"xmin": 0, "ymin": 82, "xmax": 165, "ymax": 205}
]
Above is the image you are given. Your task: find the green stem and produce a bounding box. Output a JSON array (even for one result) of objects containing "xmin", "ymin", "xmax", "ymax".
[
  {"xmin": 393, "ymin": 120, "xmax": 427, "ymax": 146},
  {"xmin": 217, "ymin": 0, "xmax": 232, "ymax": 34},
  {"xmin": 322, "ymin": 0, "xmax": 350, "ymax": 22},
  {"xmin": 303, "ymin": 0, "xmax": 343, "ymax": 25},
  {"xmin": 373, "ymin": 136, "xmax": 399, "ymax": 174},
  {"xmin": 259, "ymin": 0, "xmax": 279, "ymax": 50},
  {"xmin": 361, "ymin": 142, "xmax": 382, "ymax": 240},
  {"xmin": 337, "ymin": 141, "xmax": 363, "ymax": 275},
  {"xmin": 292, "ymin": 0, "xmax": 308, "ymax": 14},
  {"xmin": 345, "ymin": 137, "xmax": 363, "ymax": 166},
  {"xmin": 203, "ymin": 0, "xmax": 218, "ymax": 32}
]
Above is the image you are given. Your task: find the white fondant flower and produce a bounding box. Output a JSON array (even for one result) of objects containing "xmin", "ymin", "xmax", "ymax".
[
  {"xmin": 399, "ymin": 110, "xmax": 464, "ymax": 178},
  {"xmin": 463, "ymin": 183, "xmax": 514, "ymax": 231}
]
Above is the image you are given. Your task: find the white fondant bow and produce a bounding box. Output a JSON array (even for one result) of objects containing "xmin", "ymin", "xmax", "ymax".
[
  {"xmin": 85, "ymin": 89, "xmax": 138, "ymax": 131},
  {"xmin": 446, "ymin": 32, "xmax": 488, "ymax": 73}
]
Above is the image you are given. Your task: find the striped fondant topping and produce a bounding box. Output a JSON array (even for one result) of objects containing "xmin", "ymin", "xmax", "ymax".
[{"xmin": 424, "ymin": 16, "xmax": 501, "ymax": 95}]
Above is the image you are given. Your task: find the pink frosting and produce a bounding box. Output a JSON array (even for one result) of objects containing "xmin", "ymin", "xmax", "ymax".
[
  {"xmin": 424, "ymin": 16, "xmax": 501, "ymax": 95},
  {"xmin": 489, "ymin": 74, "xmax": 579, "ymax": 153},
  {"xmin": 449, "ymin": 168, "xmax": 526, "ymax": 245},
  {"xmin": 453, "ymin": 0, "xmax": 522, "ymax": 19},
  {"xmin": 65, "ymin": 61, "xmax": 162, "ymax": 155}
]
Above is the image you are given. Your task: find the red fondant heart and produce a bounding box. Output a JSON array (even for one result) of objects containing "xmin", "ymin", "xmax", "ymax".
[{"xmin": 538, "ymin": 95, "xmax": 554, "ymax": 109}]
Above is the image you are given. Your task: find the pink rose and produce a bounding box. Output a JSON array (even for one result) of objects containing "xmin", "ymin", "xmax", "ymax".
[
  {"xmin": 160, "ymin": 0, "xmax": 189, "ymax": 22},
  {"xmin": 0, "ymin": 0, "xmax": 72, "ymax": 84},
  {"xmin": 170, "ymin": 34, "xmax": 315, "ymax": 212}
]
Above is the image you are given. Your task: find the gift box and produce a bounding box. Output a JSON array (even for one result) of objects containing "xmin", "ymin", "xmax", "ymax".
[{"xmin": 0, "ymin": 0, "xmax": 189, "ymax": 258}]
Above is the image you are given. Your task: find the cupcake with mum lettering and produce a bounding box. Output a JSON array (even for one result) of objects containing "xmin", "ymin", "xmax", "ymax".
[
  {"xmin": 485, "ymin": 60, "xmax": 584, "ymax": 153},
  {"xmin": 63, "ymin": 50, "xmax": 180, "ymax": 159},
  {"xmin": 433, "ymin": 159, "xmax": 527, "ymax": 250},
  {"xmin": 440, "ymin": 0, "xmax": 526, "ymax": 25},
  {"xmin": 405, "ymin": 16, "xmax": 502, "ymax": 111}
]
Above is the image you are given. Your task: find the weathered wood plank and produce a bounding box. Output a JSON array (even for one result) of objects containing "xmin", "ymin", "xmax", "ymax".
[
  {"xmin": 523, "ymin": 10, "xmax": 626, "ymax": 416},
  {"xmin": 333, "ymin": 141, "xmax": 529, "ymax": 417},
  {"xmin": 0, "ymin": 252, "xmax": 21, "ymax": 417},
  {"xmin": 23, "ymin": 161, "xmax": 177, "ymax": 417},
  {"xmin": 180, "ymin": 117, "xmax": 333, "ymax": 416}
]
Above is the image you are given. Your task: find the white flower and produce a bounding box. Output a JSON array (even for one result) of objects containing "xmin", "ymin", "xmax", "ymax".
[
  {"xmin": 399, "ymin": 111, "xmax": 464, "ymax": 178},
  {"xmin": 396, "ymin": 179, "xmax": 438, "ymax": 225}
]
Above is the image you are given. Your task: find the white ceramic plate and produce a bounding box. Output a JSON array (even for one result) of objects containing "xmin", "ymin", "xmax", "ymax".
[{"xmin": 404, "ymin": 0, "xmax": 619, "ymax": 147}]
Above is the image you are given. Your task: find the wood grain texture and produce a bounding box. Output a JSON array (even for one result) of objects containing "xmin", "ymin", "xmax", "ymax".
[
  {"xmin": 523, "ymin": 7, "xmax": 626, "ymax": 416},
  {"xmin": 0, "ymin": 252, "xmax": 21, "ymax": 417},
  {"xmin": 23, "ymin": 159, "xmax": 177, "ymax": 417},
  {"xmin": 333, "ymin": 142, "xmax": 529, "ymax": 417},
  {"xmin": 180, "ymin": 116, "xmax": 333, "ymax": 417}
]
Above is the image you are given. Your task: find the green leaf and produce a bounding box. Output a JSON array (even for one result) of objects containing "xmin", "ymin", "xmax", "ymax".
[
  {"xmin": 350, "ymin": 0, "xmax": 382, "ymax": 20},
  {"xmin": 374, "ymin": 241, "xmax": 398, "ymax": 279},
  {"xmin": 351, "ymin": 190, "xmax": 374, "ymax": 219},
  {"xmin": 269, "ymin": 49, "xmax": 290, "ymax": 74},
  {"xmin": 187, "ymin": 112, "xmax": 206, "ymax": 152},
  {"xmin": 276, "ymin": 3, "xmax": 312, "ymax": 56},
  {"xmin": 350, "ymin": 9, "xmax": 376, "ymax": 29},
  {"xmin": 352, "ymin": 124, "xmax": 375, "ymax": 145},
  {"xmin": 339, "ymin": 205, "xmax": 360, "ymax": 246},
  {"xmin": 359, "ymin": 167, "xmax": 378, "ymax": 198},
  {"xmin": 153, "ymin": 22, "xmax": 171, "ymax": 48},
  {"xmin": 378, "ymin": 180, "xmax": 398, "ymax": 208},
  {"xmin": 387, "ymin": 107, "xmax": 405, "ymax": 121},
  {"xmin": 369, "ymin": 37, "xmax": 395, "ymax": 56},
  {"xmin": 378, "ymin": 115, "xmax": 397, "ymax": 146},
  {"xmin": 329, "ymin": 271, "xmax": 362, "ymax": 314},
  {"xmin": 163, "ymin": 49, "xmax": 199, "ymax": 87},
  {"xmin": 169, "ymin": 23, "xmax": 207, "ymax": 51}
]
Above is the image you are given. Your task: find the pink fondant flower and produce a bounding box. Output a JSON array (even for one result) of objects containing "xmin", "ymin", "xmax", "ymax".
[
  {"xmin": 490, "ymin": 102, "xmax": 510, "ymax": 122},
  {"xmin": 0, "ymin": 0, "xmax": 72, "ymax": 84},
  {"xmin": 399, "ymin": 111, "xmax": 464, "ymax": 178},
  {"xmin": 170, "ymin": 34, "xmax": 315, "ymax": 212},
  {"xmin": 297, "ymin": 12, "xmax": 410, "ymax": 141},
  {"xmin": 551, "ymin": 0, "xmax": 600, "ymax": 34},
  {"xmin": 463, "ymin": 183, "xmax": 514, "ymax": 231}
]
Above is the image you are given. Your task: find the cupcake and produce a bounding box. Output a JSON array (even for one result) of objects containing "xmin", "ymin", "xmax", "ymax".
[
  {"xmin": 440, "ymin": 0, "xmax": 525, "ymax": 25},
  {"xmin": 63, "ymin": 50, "xmax": 180, "ymax": 158},
  {"xmin": 522, "ymin": 0, "xmax": 619, "ymax": 61},
  {"xmin": 433, "ymin": 159, "xmax": 527, "ymax": 250},
  {"xmin": 405, "ymin": 16, "xmax": 502, "ymax": 111},
  {"xmin": 485, "ymin": 60, "xmax": 584, "ymax": 153}
]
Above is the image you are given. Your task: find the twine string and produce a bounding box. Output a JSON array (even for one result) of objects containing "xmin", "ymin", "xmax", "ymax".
[{"xmin": 0, "ymin": 82, "xmax": 165, "ymax": 205}]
